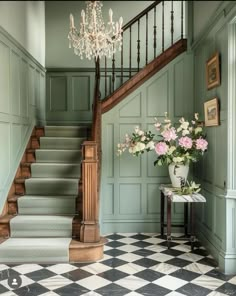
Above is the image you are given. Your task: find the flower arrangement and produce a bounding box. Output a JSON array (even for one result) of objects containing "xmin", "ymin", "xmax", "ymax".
[{"xmin": 117, "ymin": 112, "xmax": 208, "ymax": 167}]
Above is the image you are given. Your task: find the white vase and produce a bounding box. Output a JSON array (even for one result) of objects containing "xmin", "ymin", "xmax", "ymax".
[{"xmin": 168, "ymin": 163, "xmax": 189, "ymax": 188}]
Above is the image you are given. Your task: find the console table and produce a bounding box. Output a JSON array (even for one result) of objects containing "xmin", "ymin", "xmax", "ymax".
[{"xmin": 159, "ymin": 185, "xmax": 206, "ymax": 250}]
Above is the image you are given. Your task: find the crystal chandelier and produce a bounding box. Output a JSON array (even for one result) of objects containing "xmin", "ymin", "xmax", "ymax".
[{"xmin": 68, "ymin": 1, "xmax": 123, "ymax": 60}]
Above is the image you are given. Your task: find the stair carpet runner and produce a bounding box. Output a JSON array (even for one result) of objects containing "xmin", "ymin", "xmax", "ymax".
[{"xmin": 0, "ymin": 126, "xmax": 87, "ymax": 263}]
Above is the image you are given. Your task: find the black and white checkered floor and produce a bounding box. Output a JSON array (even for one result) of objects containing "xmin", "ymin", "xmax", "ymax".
[{"xmin": 0, "ymin": 233, "xmax": 236, "ymax": 296}]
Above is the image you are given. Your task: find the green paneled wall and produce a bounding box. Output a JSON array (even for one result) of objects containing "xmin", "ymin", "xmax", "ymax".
[
  {"xmin": 0, "ymin": 26, "xmax": 46, "ymax": 213},
  {"xmin": 101, "ymin": 52, "xmax": 194, "ymax": 233},
  {"xmin": 46, "ymin": 71, "xmax": 95, "ymax": 125},
  {"xmin": 192, "ymin": 1, "xmax": 236, "ymax": 274}
]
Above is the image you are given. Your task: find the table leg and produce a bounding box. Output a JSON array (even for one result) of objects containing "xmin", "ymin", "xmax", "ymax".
[
  {"xmin": 184, "ymin": 203, "xmax": 188, "ymax": 236},
  {"xmin": 190, "ymin": 203, "xmax": 195, "ymax": 250},
  {"xmin": 167, "ymin": 196, "xmax": 171, "ymax": 249},
  {"xmin": 161, "ymin": 192, "xmax": 165, "ymax": 237}
]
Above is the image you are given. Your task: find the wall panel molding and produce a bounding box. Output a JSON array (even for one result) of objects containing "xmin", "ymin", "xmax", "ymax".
[
  {"xmin": 0, "ymin": 26, "xmax": 46, "ymax": 214},
  {"xmin": 101, "ymin": 52, "xmax": 194, "ymax": 233}
]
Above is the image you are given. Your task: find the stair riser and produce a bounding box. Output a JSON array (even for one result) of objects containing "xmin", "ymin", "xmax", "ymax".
[
  {"xmin": 45, "ymin": 127, "xmax": 89, "ymax": 138},
  {"xmin": 25, "ymin": 180, "xmax": 79, "ymax": 196},
  {"xmin": 18, "ymin": 198, "xmax": 76, "ymax": 215},
  {"xmin": 35, "ymin": 150, "xmax": 81, "ymax": 163},
  {"xmin": 31, "ymin": 164, "xmax": 81, "ymax": 178},
  {"xmin": 40, "ymin": 138, "xmax": 85, "ymax": 150}
]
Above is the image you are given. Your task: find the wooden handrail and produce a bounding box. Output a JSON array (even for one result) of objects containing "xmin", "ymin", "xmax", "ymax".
[{"xmin": 122, "ymin": 1, "xmax": 161, "ymax": 31}]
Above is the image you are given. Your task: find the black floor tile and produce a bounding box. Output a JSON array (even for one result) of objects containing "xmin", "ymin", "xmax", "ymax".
[
  {"xmin": 26, "ymin": 269, "xmax": 57, "ymax": 282},
  {"xmin": 135, "ymin": 269, "xmax": 165, "ymax": 281},
  {"xmin": 95, "ymin": 283, "xmax": 130, "ymax": 296},
  {"xmin": 104, "ymin": 249, "xmax": 126, "ymax": 257},
  {"xmin": 0, "ymin": 269, "xmax": 21, "ymax": 281},
  {"xmin": 132, "ymin": 248, "xmax": 156, "ymax": 257},
  {"xmin": 170, "ymin": 268, "xmax": 200, "ymax": 281},
  {"xmin": 106, "ymin": 241, "xmax": 126, "ymax": 248},
  {"xmin": 61, "ymin": 269, "xmax": 93, "ymax": 281},
  {"xmin": 197, "ymin": 257, "xmax": 218, "ymax": 267},
  {"xmin": 14, "ymin": 283, "xmax": 49, "ymax": 296},
  {"xmin": 161, "ymin": 248, "xmax": 185, "ymax": 257},
  {"xmin": 98, "ymin": 269, "xmax": 128, "ymax": 282},
  {"xmin": 176, "ymin": 283, "xmax": 211, "ymax": 296},
  {"xmin": 101, "ymin": 258, "xmax": 127, "ymax": 268},
  {"xmin": 130, "ymin": 234, "xmax": 151, "ymax": 240},
  {"xmin": 216, "ymin": 282, "xmax": 236, "ymax": 296},
  {"xmin": 131, "ymin": 241, "xmax": 153, "ymax": 248},
  {"xmin": 165, "ymin": 257, "xmax": 192, "ymax": 268},
  {"xmin": 106, "ymin": 234, "xmax": 126, "ymax": 240},
  {"xmin": 205, "ymin": 269, "xmax": 234, "ymax": 281},
  {"xmin": 55, "ymin": 283, "xmax": 90, "ymax": 296},
  {"xmin": 137, "ymin": 283, "xmax": 171, "ymax": 296},
  {"xmin": 132, "ymin": 258, "xmax": 159, "ymax": 268},
  {"xmin": 0, "ymin": 283, "xmax": 8, "ymax": 294}
]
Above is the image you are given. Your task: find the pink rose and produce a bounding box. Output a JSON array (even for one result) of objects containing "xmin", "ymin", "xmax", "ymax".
[
  {"xmin": 155, "ymin": 142, "xmax": 169, "ymax": 155},
  {"xmin": 196, "ymin": 138, "xmax": 208, "ymax": 151},
  {"xmin": 161, "ymin": 128, "xmax": 177, "ymax": 142},
  {"xmin": 179, "ymin": 136, "xmax": 193, "ymax": 149}
]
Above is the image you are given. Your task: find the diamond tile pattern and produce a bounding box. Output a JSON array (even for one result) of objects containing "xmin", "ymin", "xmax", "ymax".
[{"xmin": 0, "ymin": 233, "xmax": 235, "ymax": 296}]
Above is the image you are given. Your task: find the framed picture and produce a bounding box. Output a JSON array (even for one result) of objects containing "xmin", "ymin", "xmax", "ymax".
[
  {"xmin": 204, "ymin": 98, "xmax": 220, "ymax": 126},
  {"xmin": 206, "ymin": 53, "xmax": 220, "ymax": 90}
]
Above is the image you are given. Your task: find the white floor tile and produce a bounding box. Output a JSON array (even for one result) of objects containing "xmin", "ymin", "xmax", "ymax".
[
  {"xmin": 77, "ymin": 275, "xmax": 111, "ymax": 290},
  {"xmin": 150, "ymin": 263, "xmax": 180, "ymax": 274},
  {"xmin": 116, "ymin": 253, "xmax": 142, "ymax": 263},
  {"xmin": 191, "ymin": 274, "xmax": 224, "ymax": 290},
  {"xmin": 80, "ymin": 262, "xmax": 111, "ymax": 274},
  {"xmin": 183, "ymin": 262, "xmax": 214, "ymax": 274},
  {"xmin": 116, "ymin": 263, "xmax": 145, "ymax": 275},
  {"xmin": 38, "ymin": 275, "xmax": 73, "ymax": 290},
  {"xmin": 12, "ymin": 264, "xmax": 43, "ymax": 274},
  {"xmin": 148, "ymin": 253, "xmax": 174, "ymax": 262},
  {"xmin": 45, "ymin": 264, "xmax": 77, "ymax": 274},
  {"xmin": 153, "ymin": 275, "xmax": 187, "ymax": 290},
  {"xmin": 115, "ymin": 275, "xmax": 149, "ymax": 290}
]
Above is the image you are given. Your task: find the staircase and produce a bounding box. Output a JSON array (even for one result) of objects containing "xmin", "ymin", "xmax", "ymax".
[
  {"xmin": 0, "ymin": 126, "xmax": 105, "ymax": 263},
  {"xmin": 0, "ymin": 1, "xmax": 187, "ymax": 263}
]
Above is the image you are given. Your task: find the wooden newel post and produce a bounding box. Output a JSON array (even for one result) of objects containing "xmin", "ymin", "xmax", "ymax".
[{"xmin": 80, "ymin": 141, "xmax": 100, "ymax": 243}]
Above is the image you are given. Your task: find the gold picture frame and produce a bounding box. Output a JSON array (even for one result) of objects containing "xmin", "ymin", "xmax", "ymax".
[
  {"xmin": 204, "ymin": 98, "xmax": 220, "ymax": 126},
  {"xmin": 206, "ymin": 53, "xmax": 220, "ymax": 90}
]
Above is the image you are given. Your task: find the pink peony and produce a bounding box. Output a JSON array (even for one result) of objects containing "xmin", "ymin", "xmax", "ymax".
[
  {"xmin": 161, "ymin": 127, "xmax": 177, "ymax": 142},
  {"xmin": 179, "ymin": 136, "xmax": 193, "ymax": 149},
  {"xmin": 155, "ymin": 142, "xmax": 169, "ymax": 155},
  {"xmin": 196, "ymin": 138, "xmax": 208, "ymax": 151}
]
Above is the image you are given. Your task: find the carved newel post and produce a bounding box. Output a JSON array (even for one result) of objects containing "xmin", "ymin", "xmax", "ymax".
[{"xmin": 80, "ymin": 141, "xmax": 100, "ymax": 243}]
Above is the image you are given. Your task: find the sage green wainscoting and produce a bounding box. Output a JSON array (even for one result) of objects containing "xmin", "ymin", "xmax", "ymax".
[
  {"xmin": 0, "ymin": 26, "xmax": 46, "ymax": 214},
  {"xmin": 46, "ymin": 69, "xmax": 140, "ymax": 125},
  {"xmin": 46, "ymin": 70, "xmax": 95, "ymax": 125},
  {"xmin": 101, "ymin": 52, "xmax": 194, "ymax": 233},
  {"xmin": 192, "ymin": 1, "xmax": 236, "ymax": 274}
]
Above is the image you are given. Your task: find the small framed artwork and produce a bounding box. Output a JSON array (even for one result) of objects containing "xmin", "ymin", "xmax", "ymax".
[
  {"xmin": 206, "ymin": 53, "xmax": 220, "ymax": 90},
  {"xmin": 204, "ymin": 98, "xmax": 220, "ymax": 126}
]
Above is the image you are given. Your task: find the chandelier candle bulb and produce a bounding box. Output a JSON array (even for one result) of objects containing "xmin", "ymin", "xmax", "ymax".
[
  {"xmin": 81, "ymin": 10, "xmax": 85, "ymax": 24},
  {"xmin": 70, "ymin": 14, "xmax": 74, "ymax": 29},
  {"xmin": 109, "ymin": 8, "xmax": 113, "ymax": 23}
]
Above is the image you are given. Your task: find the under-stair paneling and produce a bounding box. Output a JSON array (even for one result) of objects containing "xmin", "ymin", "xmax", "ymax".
[
  {"xmin": 0, "ymin": 26, "xmax": 46, "ymax": 214},
  {"xmin": 46, "ymin": 71, "xmax": 94, "ymax": 125},
  {"xmin": 101, "ymin": 52, "xmax": 194, "ymax": 233},
  {"xmin": 193, "ymin": 1, "xmax": 236, "ymax": 273}
]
